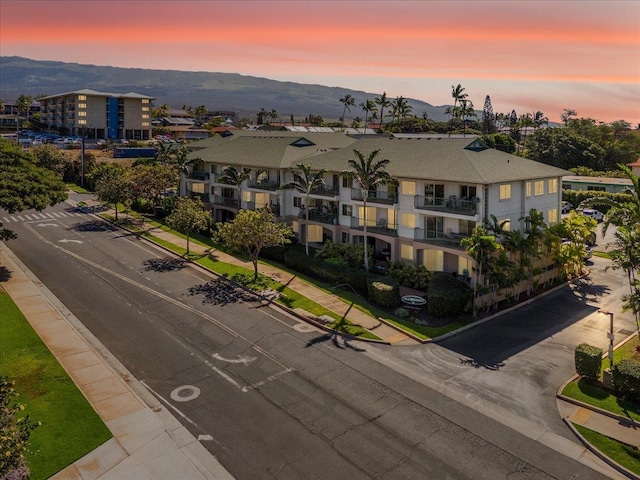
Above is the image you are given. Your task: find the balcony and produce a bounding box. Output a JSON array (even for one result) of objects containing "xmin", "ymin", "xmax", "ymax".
[
  {"xmin": 246, "ymin": 202, "xmax": 281, "ymax": 216},
  {"xmin": 298, "ymin": 209, "xmax": 338, "ymax": 225},
  {"xmin": 414, "ymin": 196, "xmax": 478, "ymax": 216},
  {"xmin": 213, "ymin": 195, "xmax": 240, "ymax": 209},
  {"xmin": 351, "ymin": 188, "xmax": 397, "ymax": 205},
  {"xmin": 188, "ymin": 172, "xmax": 208, "ymax": 181},
  {"xmin": 350, "ymin": 217, "xmax": 398, "ymax": 236},
  {"xmin": 248, "ymin": 179, "xmax": 280, "ymax": 191},
  {"xmin": 187, "ymin": 191, "xmax": 209, "ymax": 202},
  {"xmin": 414, "ymin": 228, "xmax": 467, "ymax": 249},
  {"xmin": 310, "ymin": 184, "xmax": 340, "ymax": 197}
]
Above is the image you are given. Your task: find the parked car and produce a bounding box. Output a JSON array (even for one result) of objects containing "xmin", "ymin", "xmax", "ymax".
[
  {"xmin": 580, "ymin": 208, "xmax": 604, "ymax": 222},
  {"xmin": 561, "ymin": 201, "xmax": 572, "ymax": 214}
]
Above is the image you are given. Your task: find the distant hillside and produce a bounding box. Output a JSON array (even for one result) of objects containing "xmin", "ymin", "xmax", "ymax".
[{"xmin": 0, "ymin": 56, "xmax": 450, "ymax": 121}]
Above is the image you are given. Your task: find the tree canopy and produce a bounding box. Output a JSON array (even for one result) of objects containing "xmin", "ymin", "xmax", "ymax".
[
  {"xmin": 165, "ymin": 197, "xmax": 211, "ymax": 254},
  {"xmin": 0, "ymin": 140, "xmax": 68, "ymax": 240}
]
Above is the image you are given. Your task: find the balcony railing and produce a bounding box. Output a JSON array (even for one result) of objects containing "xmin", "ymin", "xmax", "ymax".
[
  {"xmin": 187, "ymin": 172, "xmax": 208, "ymax": 181},
  {"xmin": 310, "ymin": 184, "xmax": 340, "ymax": 197},
  {"xmin": 350, "ymin": 217, "xmax": 398, "ymax": 236},
  {"xmin": 414, "ymin": 196, "xmax": 478, "ymax": 216},
  {"xmin": 248, "ymin": 179, "xmax": 280, "ymax": 191},
  {"xmin": 351, "ymin": 188, "xmax": 397, "ymax": 205},
  {"xmin": 246, "ymin": 202, "xmax": 281, "ymax": 216},
  {"xmin": 414, "ymin": 228, "xmax": 467, "ymax": 249},
  {"xmin": 187, "ymin": 191, "xmax": 209, "ymax": 202},
  {"xmin": 298, "ymin": 210, "xmax": 338, "ymax": 225},
  {"xmin": 213, "ymin": 195, "xmax": 240, "ymax": 209}
]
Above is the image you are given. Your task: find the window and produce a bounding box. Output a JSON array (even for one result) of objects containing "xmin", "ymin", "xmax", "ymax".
[
  {"xmin": 142, "ymin": 99, "xmax": 150, "ymax": 103},
  {"xmin": 142, "ymin": 114, "xmax": 149, "ymax": 119},
  {"xmin": 425, "ymin": 183, "xmax": 444, "ymax": 199},
  {"xmin": 342, "ymin": 232, "xmax": 350, "ymax": 243},
  {"xmin": 401, "ymin": 213, "xmax": 416, "ymax": 228},
  {"xmin": 499, "ymin": 184, "xmax": 511, "ymax": 200},
  {"xmin": 563, "ymin": 183, "xmax": 572, "ymax": 190},
  {"xmin": 460, "ymin": 185, "xmax": 477, "ymax": 199},
  {"xmin": 587, "ymin": 186, "xmax": 606, "ymax": 192},
  {"xmin": 78, "ymin": 111, "xmax": 87, "ymax": 117},
  {"xmin": 526, "ymin": 181, "xmax": 532, "ymax": 198},
  {"xmin": 141, "ymin": 122, "xmax": 150, "ymax": 127},
  {"xmin": 342, "ymin": 204, "xmax": 353, "ymax": 216},
  {"xmin": 77, "ymin": 95, "xmax": 86, "ymax": 101},
  {"xmin": 293, "ymin": 197, "xmax": 302, "ymax": 208},
  {"xmin": 534, "ymin": 180, "xmax": 544, "ymax": 196},
  {"xmin": 342, "ymin": 176, "xmax": 353, "ymax": 188},
  {"xmin": 142, "ymin": 106, "xmax": 149, "ymax": 111},
  {"xmin": 401, "ymin": 181, "xmax": 416, "ymax": 195},
  {"xmin": 78, "ymin": 103, "xmax": 87, "ymax": 109},
  {"xmin": 458, "ymin": 219, "xmax": 474, "ymax": 235},
  {"xmin": 548, "ymin": 208, "xmax": 558, "ymax": 224},
  {"xmin": 401, "ymin": 244, "xmax": 413, "ymax": 261},
  {"xmin": 548, "ymin": 178, "xmax": 558, "ymax": 194}
]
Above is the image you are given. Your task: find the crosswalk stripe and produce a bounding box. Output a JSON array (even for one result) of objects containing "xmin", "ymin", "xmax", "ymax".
[
  {"xmin": 45, "ymin": 213, "xmax": 55, "ymax": 218},
  {"xmin": 11, "ymin": 216, "xmax": 17, "ymax": 222},
  {"xmin": 52, "ymin": 212, "xmax": 61, "ymax": 218},
  {"xmin": 24, "ymin": 214, "xmax": 32, "ymax": 220},
  {"xmin": 38, "ymin": 213, "xmax": 48, "ymax": 219},
  {"xmin": 17, "ymin": 216, "xmax": 24, "ymax": 221},
  {"xmin": 2, "ymin": 217, "xmax": 10, "ymax": 223}
]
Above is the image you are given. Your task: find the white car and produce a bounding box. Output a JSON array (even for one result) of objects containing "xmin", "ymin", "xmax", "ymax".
[{"xmin": 581, "ymin": 208, "xmax": 604, "ymax": 222}]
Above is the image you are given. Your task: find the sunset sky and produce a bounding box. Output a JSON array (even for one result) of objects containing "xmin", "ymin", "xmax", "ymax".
[{"xmin": 1, "ymin": 0, "xmax": 639, "ymax": 124}]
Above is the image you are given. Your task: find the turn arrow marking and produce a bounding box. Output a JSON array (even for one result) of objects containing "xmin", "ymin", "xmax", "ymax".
[
  {"xmin": 58, "ymin": 239, "xmax": 83, "ymax": 244},
  {"xmin": 211, "ymin": 353, "xmax": 256, "ymax": 366}
]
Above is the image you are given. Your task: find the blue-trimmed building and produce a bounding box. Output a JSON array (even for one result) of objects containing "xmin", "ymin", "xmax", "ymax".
[{"xmin": 39, "ymin": 89, "xmax": 155, "ymax": 140}]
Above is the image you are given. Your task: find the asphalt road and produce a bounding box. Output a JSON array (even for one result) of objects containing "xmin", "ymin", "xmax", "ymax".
[{"xmin": 1, "ymin": 198, "xmax": 612, "ymax": 480}]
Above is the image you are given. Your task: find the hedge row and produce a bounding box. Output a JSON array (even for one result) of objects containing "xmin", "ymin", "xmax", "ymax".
[
  {"xmin": 574, "ymin": 343, "xmax": 603, "ymax": 381},
  {"xmin": 613, "ymin": 359, "xmax": 640, "ymax": 402},
  {"xmin": 427, "ymin": 274, "xmax": 472, "ymax": 318}
]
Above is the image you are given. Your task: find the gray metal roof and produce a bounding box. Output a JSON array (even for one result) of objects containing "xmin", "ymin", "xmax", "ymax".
[
  {"xmin": 189, "ymin": 133, "xmax": 568, "ymax": 183},
  {"xmin": 38, "ymin": 89, "xmax": 155, "ymax": 100}
]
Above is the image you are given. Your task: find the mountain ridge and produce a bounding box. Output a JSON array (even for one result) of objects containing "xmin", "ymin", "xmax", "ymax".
[{"xmin": 0, "ymin": 56, "xmax": 450, "ymax": 121}]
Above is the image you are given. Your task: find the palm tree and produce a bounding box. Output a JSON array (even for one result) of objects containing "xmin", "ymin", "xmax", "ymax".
[
  {"xmin": 172, "ymin": 147, "xmax": 196, "ymax": 195},
  {"xmin": 342, "ymin": 149, "xmax": 396, "ymax": 270},
  {"xmin": 219, "ymin": 166, "xmax": 252, "ymax": 188},
  {"xmin": 154, "ymin": 141, "xmax": 174, "ymax": 168},
  {"xmin": 459, "ymin": 99, "xmax": 476, "ymax": 136},
  {"xmin": 374, "ymin": 92, "xmax": 391, "ymax": 132},
  {"xmin": 269, "ymin": 109, "xmax": 279, "ymax": 125},
  {"xmin": 257, "ymin": 108, "xmax": 267, "ymax": 125},
  {"xmin": 390, "ymin": 96, "xmax": 411, "ymax": 132},
  {"xmin": 532, "ymin": 111, "xmax": 548, "ymax": 130},
  {"xmin": 449, "ymin": 84, "xmax": 467, "ymax": 136},
  {"xmin": 194, "ymin": 105, "xmax": 208, "ymax": 124},
  {"xmin": 461, "ymin": 226, "xmax": 502, "ymax": 316},
  {"xmin": 359, "ymin": 99, "xmax": 376, "ymax": 133},
  {"xmin": 16, "ymin": 94, "xmax": 33, "ymax": 130},
  {"xmin": 339, "ymin": 94, "xmax": 355, "ymax": 131},
  {"xmin": 280, "ymin": 163, "xmax": 327, "ymax": 256},
  {"xmin": 589, "ymin": 163, "xmax": 640, "ymax": 236}
]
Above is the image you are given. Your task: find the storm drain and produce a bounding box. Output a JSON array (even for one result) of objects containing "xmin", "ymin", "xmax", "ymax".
[{"xmin": 170, "ymin": 385, "xmax": 201, "ymax": 402}]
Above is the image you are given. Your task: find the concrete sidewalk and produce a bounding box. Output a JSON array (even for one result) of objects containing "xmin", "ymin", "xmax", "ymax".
[{"xmin": 1, "ymin": 245, "xmax": 234, "ymax": 480}]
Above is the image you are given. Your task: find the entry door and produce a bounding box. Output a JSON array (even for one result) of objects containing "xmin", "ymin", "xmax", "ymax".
[{"xmin": 425, "ymin": 216, "xmax": 443, "ymax": 238}]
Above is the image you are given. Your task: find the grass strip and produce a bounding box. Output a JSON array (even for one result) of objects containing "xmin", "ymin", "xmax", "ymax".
[
  {"xmin": 0, "ymin": 291, "xmax": 112, "ymax": 480},
  {"xmin": 572, "ymin": 423, "xmax": 640, "ymax": 475},
  {"xmin": 562, "ymin": 379, "xmax": 640, "ymax": 423}
]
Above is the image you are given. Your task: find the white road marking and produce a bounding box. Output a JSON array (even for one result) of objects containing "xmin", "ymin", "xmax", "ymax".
[
  {"xmin": 37, "ymin": 223, "xmax": 58, "ymax": 227},
  {"xmin": 45, "ymin": 213, "xmax": 55, "ymax": 218},
  {"xmin": 198, "ymin": 435, "xmax": 213, "ymax": 441},
  {"xmin": 211, "ymin": 353, "xmax": 256, "ymax": 366},
  {"xmin": 17, "ymin": 216, "xmax": 24, "ymax": 221},
  {"xmin": 10, "ymin": 216, "xmax": 17, "ymax": 222},
  {"xmin": 140, "ymin": 380, "xmax": 200, "ymax": 428},
  {"xmin": 51, "ymin": 212, "xmax": 61, "ymax": 218},
  {"xmin": 244, "ymin": 368, "xmax": 294, "ymax": 392},
  {"xmin": 2, "ymin": 217, "xmax": 9, "ymax": 223},
  {"xmin": 58, "ymin": 238, "xmax": 83, "ymax": 244},
  {"xmin": 204, "ymin": 360, "xmax": 244, "ymax": 390},
  {"xmin": 24, "ymin": 214, "xmax": 32, "ymax": 220}
]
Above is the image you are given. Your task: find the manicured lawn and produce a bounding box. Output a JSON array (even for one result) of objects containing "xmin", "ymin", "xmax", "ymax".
[
  {"xmin": 0, "ymin": 292, "xmax": 112, "ymax": 480},
  {"xmin": 562, "ymin": 379, "xmax": 640, "ymax": 423},
  {"xmin": 573, "ymin": 424, "xmax": 640, "ymax": 475},
  {"xmin": 65, "ymin": 182, "xmax": 90, "ymax": 194}
]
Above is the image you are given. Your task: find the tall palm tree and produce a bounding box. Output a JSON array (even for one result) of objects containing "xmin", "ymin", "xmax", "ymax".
[
  {"xmin": 342, "ymin": 149, "xmax": 396, "ymax": 270},
  {"xmin": 154, "ymin": 141, "xmax": 174, "ymax": 168},
  {"xmin": 339, "ymin": 94, "xmax": 355, "ymax": 131},
  {"xmin": 374, "ymin": 92, "xmax": 391, "ymax": 132},
  {"xmin": 16, "ymin": 94, "xmax": 33, "ymax": 129},
  {"xmin": 359, "ymin": 99, "xmax": 376, "ymax": 133},
  {"xmin": 257, "ymin": 108, "xmax": 268, "ymax": 125},
  {"xmin": 280, "ymin": 163, "xmax": 327, "ymax": 256},
  {"xmin": 194, "ymin": 105, "xmax": 208, "ymax": 124},
  {"xmin": 461, "ymin": 226, "xmax": 502, "ymax": 316},
  {"xmin": 449, "ymin": 84, "xmax": 467, "ymax": 136},
  {"xmin": 459, "ymin": 99, "xmax": 476, "ymax": 137},
  {"xmin": 172, "ymin": 147, "xmax": 196, "ymax": 195},
  {"xmin": 532, "ymin": 111, "xmax": 548, "ymax": 130},
  {"xmin": 390, "ymin": 96, "xmax": 411, "ymax": 132}
]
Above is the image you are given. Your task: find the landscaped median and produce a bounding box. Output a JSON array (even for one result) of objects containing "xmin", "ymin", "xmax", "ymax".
[
  {"xmin": 0, "ymin": 290, "xmax": 112, "ymax": 480},
  {"xmin": 559, "ymin": 335, "xmax": 640, "ymax": 476}
]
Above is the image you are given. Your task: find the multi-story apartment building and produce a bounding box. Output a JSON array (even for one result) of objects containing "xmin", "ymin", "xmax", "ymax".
[
  {"xmin": 38, "ymin": 89, "xmax": 154, "ymax": 140},
  {"xmin": 187, "ymin": 131, "xmax": 567, "ymax": 278}
]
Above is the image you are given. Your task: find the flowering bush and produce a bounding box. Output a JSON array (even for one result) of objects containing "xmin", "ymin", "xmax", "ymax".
[{"xmin": 0, "ymin": 377, "xmax": 39, "ymax": 480}]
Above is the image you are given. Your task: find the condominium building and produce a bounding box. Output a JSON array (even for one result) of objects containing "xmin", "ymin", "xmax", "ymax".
[
  {"xmin": 186, "ymin": 131, "xmax": 567, "ymax": 278},
  {"xmin": 38, "ymin": 89, "xmax": 154, "ymax": 140}
]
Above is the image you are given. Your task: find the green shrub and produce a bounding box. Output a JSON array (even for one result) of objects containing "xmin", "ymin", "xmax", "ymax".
[
  {"xmin": 387, "ymin": 262, "xmax": 432, "ymax": 291},
  {"xmin": 367, "ymin": 277, "xmax": 400, "ymax": 308},
  {"xmin": 427, "ymin": 274, "xmax": 472, "ymax": 318},
  {"xmin": 562, "ymin": 189, "xmax": 634, "ymax": 214},
  {"xmin": 261, "ymin": 245, "xmax": 290, "ymax": 263},
  {"xmin": 394, "ymin": 307, "xmax": 410, "ymax": 319},
  {"xmin": 613, "ymin": 359, "xmax": 640, "ymax": 401},
  {"xmin": 315, "ymin": 241, "xmax": 369, "ymax": 269},
  {"xmin": 574, "ymin": 343, "xmax": 603, "ymax": 381}
]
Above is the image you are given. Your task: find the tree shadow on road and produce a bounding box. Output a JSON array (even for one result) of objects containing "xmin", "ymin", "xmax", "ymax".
[
  {"xmin": 187, "ymin": 279, "xmax": 260, "ymax": 306},
  {"xmin": 69, "ymin": 219, "xmax": 117, "ymax": 232},
  {"xmin": 141, "ymin": 257, "xmax": 187, "ymax": 273}
]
